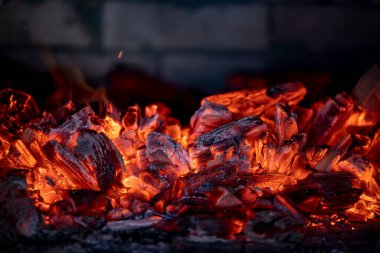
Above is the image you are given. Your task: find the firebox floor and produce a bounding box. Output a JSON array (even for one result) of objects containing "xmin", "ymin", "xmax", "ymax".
[{"xmin": 2, "ymin": 220, "xmax": 380, "ymax": 253}]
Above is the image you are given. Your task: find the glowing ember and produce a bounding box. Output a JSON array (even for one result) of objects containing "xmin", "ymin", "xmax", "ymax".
[{"xmin": 0, "ymin": 80, "xmax": 379, "ymax": 239}]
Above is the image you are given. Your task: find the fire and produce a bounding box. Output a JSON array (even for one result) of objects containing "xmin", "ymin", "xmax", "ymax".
[{"xmin": 0, "ymin": 81, "xmax": 379, "ymax": 239}]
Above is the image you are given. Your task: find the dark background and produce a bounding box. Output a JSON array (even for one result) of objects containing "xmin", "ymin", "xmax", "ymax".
[{"xmin": 0, "ymin": 0, "xmax": 379, "ymax": 118}]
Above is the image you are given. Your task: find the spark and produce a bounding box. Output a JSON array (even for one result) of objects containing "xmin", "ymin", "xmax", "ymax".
[{"xmin": 117, "ymin": 50, "xmax": 123, "ymax": 59}]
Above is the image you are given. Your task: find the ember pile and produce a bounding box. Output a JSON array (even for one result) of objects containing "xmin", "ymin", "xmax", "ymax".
[{"xmin": 0, "ymin": 80, "xmax": 379, "ymax": 242}]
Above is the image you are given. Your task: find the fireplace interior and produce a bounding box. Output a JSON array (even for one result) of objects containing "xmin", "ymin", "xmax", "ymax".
[{"xmin": 0, "ymin": 0, "xmax": 380, "ymax": 252}]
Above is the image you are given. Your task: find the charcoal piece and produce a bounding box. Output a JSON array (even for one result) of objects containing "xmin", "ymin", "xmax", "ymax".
[
  {"xmin": 43, "ymin": 140, "xmax": 100, "ymax": 191},
  {"xmin": 293, "ymin": 106, "xmax": 314, "ymax": 134},
  {"xmin": 190, "ymin": 116, "xmax": 266, "ymax": 169},
  {"xmin": 138, "ymin": 114, "xmax": 166, "ymax": 142},
  {"xmin": 89, "ymin": 100, "xmax": 119, "ymax": 120},
  {"xmin": 151, "ymin": 188, "xmax": 172, "ymax": 212},
  {"xmin": 207, "ymin": 186, "xmax": 243, "ymax": 208},
  {"xmin": 21, "ymin": 128, "xmax": 48, "ymax": 147},
  {"xmin": 202, "ymin": 82, "xmax": 306, "ymax": 119},
  {"xmin": 237, "ymin": 186, "xmax": 257, "ymax": 205},
  {"xmin": 165, "ymin": 117, "xmax": 182, "ymax": 142},
  {"xmin": 205, "ymin": 144, "xmax": 252, "ymax": 174},
  {"xmin": 195, "ymin": 116, "xmax": 266, "ymax": 148},
  {"xmin": 202, "ymin": 88, "xmax": 271, "ymax": 118},
  {"xmin": 247, "ymin": 174, "xmax": 297, "ymax": 193},
  {"xmin": 274, "ymin": 134, "xmax": 307, "ymax": 175},
  {"xmin": 266, "ymin": 82, "xmax": 307, "ymax": 106},
  {"xmin": 131, "ymin": 199, "xmax": 151, "ymax": 215},
  {"xmin": 285, "ymin": 172, "xmax": 362, "ymax": 212},
  {"xmin": 274, "ymin": 195, "xmax": 306, "ymax": 226},
  {"xmin": 309, "ymin": 93, "xmax": 354, "ymax": 146},
  {"xmin": 69, "ymin": 190, "xmax": 109, "ymax": 216},
  {"xmin": 75, "ymin": 129, "xmax": 126, "ymax": 191},
  {"xmin": 248, "ymin": 209, "xmax": 304, "ymax": 242},
  {"xmin": 112, "ymin": 130, "xmax": 143, "ymax": 160},
  {"xmin": 345, "ymin": 199, "xmax": 375, "ymax": 222},
  {"xmin": 0, "ymin": 174, "xmax": 40, "ymax": 242},
  {"xmin": 183, "ymin": 165, "xmax": 238, "ymax": 194},
  {"xmin": 189, "ymin": 101, "xmax": 232, "ymax": 142},
  {"xmin": 48, "ymin": 106, "xmax": 99, "ymax": 148},
  {"xmin": 5, "ymin": 139, "xmax": 37, "ymax": 169},
  {"xmin": 274, "ymin": 103, "xmax": 298, "ymax": 145},
  {"xmin": 146, "ymin": 132, "xmax": 191, "ymax": 175},
  {"xmin": 178, "ymin": 211, "xmax": 253, "ymax": 239},
  {"xmin": 105, "ymin": 217, "xmax": 162, "ymax": 232},
  {"xmin": 139, "ymin": 171, "xmax": 170, "ymax": 194},
  {"xmin": 315, "ymin": 135, "xmax": 352, "ymax": 172},
  {"xmin": 107, "ymin": 208, "xmax": 133, "ymax": 220},
  {"xmin": 336, "ymin": 154, "xmax": 374, "ymax": 182},
  {"xmin": 300, "ymin": 146, "xmax": 329, "ymax": 169},
  {"xmin": 121, "ymin": 105, "xmax": 141, "ymax": 131},
  {"xmin": 255, "ymin": 131, "xmax": 277, "ymax": 172},
  {"xmin": 350, "ymin": 134, "xmax": 371, "ymax": 156},
  {"xmin": 143, "ymin": 103, "xmax": 171, "ymax": 120}
]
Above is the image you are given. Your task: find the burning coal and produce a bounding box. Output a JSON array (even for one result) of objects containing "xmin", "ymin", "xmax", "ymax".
[{"xmin": 0, "ymin": 78, "xmax": 379, "ymax": 241}]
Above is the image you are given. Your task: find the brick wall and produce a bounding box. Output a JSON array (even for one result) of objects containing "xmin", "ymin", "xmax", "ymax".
[{"xmin": 0, "ymin": 0, "xmax": 379, "ymax": 92}]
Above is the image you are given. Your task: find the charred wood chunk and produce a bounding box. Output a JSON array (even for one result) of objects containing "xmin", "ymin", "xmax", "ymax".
[
  {"xmin": 315, "ymin": 135, "xmax": 352, "ymax": 172},
  {"xmin": 22, "ymin": 128, "xmax": 48, "ymax": 147},
  {"xmin": 309, "ymin": 92, "xmax": 354, "ymax": 146},
  {"xmin": 266, "ymin": 82, "xmax": 307, "ymax": 107},
  {"xmin": 274, "ymin": 134, "xmax": 307, "ymax": 175},
  {"xmin": 112, "ymin": 130, "xmax": 143, "ymax": 161},
  {"xmin": 138, "ymin": 114, "xmax": 166, "ymax": 142},
  {"xmin": 202, "ymin": 88, "xmax": 270, "ymax": 118},
  {"xmin": 284, "ymin": 172, "xmax": 362, "ymax": 212},
  {"xmin": 43, "ymin": 140, "xmax": 100, "ymax": 191},
  {"xmin": 293, "ymin": 106, "xmax": 313, "ymax": 134},
  {"xmin": 207, "ymin": 186, "xmax": 243, "ymax": 208},
  {"xmin": 48, "ymin": 106, "xmax": 99, "ymax": 147},
  {"xmin": 107, "ymin": 208, "xmax": 133, "ymax": 221},
  {"xmin": 190, "ymin": 116, "xmax": 266, "ymax": 169},
  {"xmin": 249, "ymin": 209, "xmax": 304, "ymax": 242},
  {"xmin": 69, "ymin": 190, "xmax": 109, "ymax": 216},
  {"xmin": 183, "ymin": 165, "xmax": 237, "ymax": 194},
  {"xmin": 350, "ymin": 134, "xmax": 371, "ymax": 156},
  {"xmin": 202, "ymin": 82, "xmax": 306, "ymax": 119},
  {"xmin": 274, "ymin": 103, "xmax": 298, "ymax": 145},
  {"xmin": 89, "ymin": 100, "xmax": 119, "ymax": 120},
  {"xmin": 105, "ymin": 217, "xmax": 162, "ymax": 232},
  {"xmin": 255, "ymin": 131, "xmax": 277, "ymax": 172},
  {"xmin": 247, "ymin": 174, "xmax": 297, "ymax": 194},
  {"xmin": 0, "ymin": 174, "xmax": 40, "ymax": 242},
  {"xmin": 336, "ymin": 154, "xmax": 374, "ymax": 182},
  {"xmin": 189, "ymin": 101, "xmax": 232, "ymax": 142},
  {"xmin": 195, "ymin": 116, "xmax": 266, "ymax": 148},
  {"xmin": 5, "ymin": 139, "xmax": 37, "ymax": 169},
  {"xmin": 121, "ymin": 105, "xmax": 141, "ymax": 131},
  {"xmin": 301, "ymin": 146, "xmax": 329, "ymax": 169},
  {"xmin": 146, "ymin": 131, "xmax": 191, "ymax": 175},
  {"xmin": 75, "ymin": 129, "xmax": 126, "ymax": 191},
  {"xmin": 274, "ymin": 195, "xmax": 307, "ymax": 226}
]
